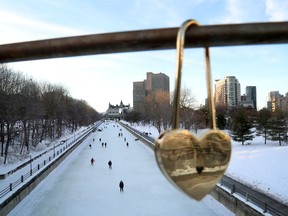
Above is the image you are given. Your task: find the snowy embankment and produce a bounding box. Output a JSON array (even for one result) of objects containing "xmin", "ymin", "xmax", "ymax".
[
  {"xmin": 128, "ymin": 121, "xmax": 288, "ymax": 205},
  {"xmin": 0, "ymin": 125, "xmax": 95, "ymax": 203}
]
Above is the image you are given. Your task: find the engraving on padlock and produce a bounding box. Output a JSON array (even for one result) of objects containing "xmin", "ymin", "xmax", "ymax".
[{"xmin": 154, "ymin": 19, "xmax": 232, "ymax": 201}]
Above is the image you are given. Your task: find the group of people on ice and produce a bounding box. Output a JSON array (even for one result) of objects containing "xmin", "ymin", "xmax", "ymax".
[{"xmin": 89, "ymin": 125, "xmax": 127, "ymax": 192}]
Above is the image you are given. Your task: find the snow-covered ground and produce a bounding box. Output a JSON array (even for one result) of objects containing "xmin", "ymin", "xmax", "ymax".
[
  {"xmin": 130, "ymin": 122, "xmax": 288, "ymax": 205},
  {"xmin": 0, "ymin": 126, "xmax": 92, "ymax": 202},
  {"xmin": 1, "ymin": 120, "xmax": 287, "ymax": 215},
  {"xmin": 5, "ymin": 121, "xmax": 233, "ymax": 216}
]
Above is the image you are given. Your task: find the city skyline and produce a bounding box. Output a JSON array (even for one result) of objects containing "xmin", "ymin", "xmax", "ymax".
[{"xmin": 0, "ymin": 1, "xmax": 287, "ymax": 112}]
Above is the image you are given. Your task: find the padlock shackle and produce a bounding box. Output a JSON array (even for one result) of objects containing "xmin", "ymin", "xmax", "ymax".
[{"xmin": 172, "ymin": 19, "xmax": 216, "ymax": 130}]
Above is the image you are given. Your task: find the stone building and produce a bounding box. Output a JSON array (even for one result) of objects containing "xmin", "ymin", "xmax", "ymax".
[{"xmin": 105, "ymin": 100, "xmax": 130, "ymax": 119}]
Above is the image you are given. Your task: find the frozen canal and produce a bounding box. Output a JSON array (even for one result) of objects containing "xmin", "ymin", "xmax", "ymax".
[{"xmin": 8, "ymin": 121, "xmax": 232, "ymax": 216}]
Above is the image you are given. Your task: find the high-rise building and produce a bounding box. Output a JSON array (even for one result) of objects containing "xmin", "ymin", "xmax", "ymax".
[
  {"xmin": 246, "ymin": 86, "xmax": 257, "ymax": 109},
  {"xmin": 133, "ymin": 72, "xmax": 170, "ymax": 113},
  {"xmin": 133, "ymin": 81, "xmax": 146, "ymax": 113},
  {"xmin": 239, "ymin": 94, "xmax": 254, "ymax": 108},
  {"xmin": 267, "ymin": 91, "xmax": 288, "ymax": 112},
  {"xmin": 267, "ymin": 91, "xmax": 280, "ymax": 111},
  {"xmin": 215, "ymin": 76, "xmax": 241, "ymax": 109}
]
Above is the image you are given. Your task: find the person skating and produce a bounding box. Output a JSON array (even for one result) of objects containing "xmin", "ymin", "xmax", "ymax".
[
  {"xmin": 108, "ymin": 160, "xmax": 112, "ymax": 169},
  {"xmin": 91, "ymin": 158, "xmax": 95, "ymax": 165},
  {"xmin": 119, "ymin": 180, "xmax": 124, "ymax": 192}
]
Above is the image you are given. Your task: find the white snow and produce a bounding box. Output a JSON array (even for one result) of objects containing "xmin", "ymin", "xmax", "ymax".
[
  {"xmin": 2, "ymin": 120, "xmax": 288, "ymax": 215},
  {"xmin": 5, "ymin": 121, "xmax": 233, "ymax": 216},
  {"xmin": 130, "ymin": 122, "xmax": 288, "ymax": 205},
  {"xmin": 0, "ymin": 126, "xmax": 91, "ymax": 202}
]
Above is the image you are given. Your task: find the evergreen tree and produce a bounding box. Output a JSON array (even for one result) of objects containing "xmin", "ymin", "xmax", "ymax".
[
  {"xmin": 216, "ymin": 113, "xmax": 226, "ymax": 130},
  {"xmin": 216, "ymin": 105, "xmax": 227, "ymax": 130},
  {"xmin": 257, "ymin": 108, "xmax": 272, "ymax": 144},
  {"xmin": 267, "ymin": 109, "xmax": 286, "ymax": 146},
  {"xmin": 231, "ymin": 108, "xmax": 255, "ymax": 145}
]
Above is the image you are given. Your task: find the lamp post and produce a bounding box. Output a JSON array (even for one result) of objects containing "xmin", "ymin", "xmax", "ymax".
[
  {"xmin": 53, "ymin": 143, "xmax": 55, "ymax": 157},
  {"xmin": 29, "ymin": 154, "xmax": 32, "ymax": 176}
]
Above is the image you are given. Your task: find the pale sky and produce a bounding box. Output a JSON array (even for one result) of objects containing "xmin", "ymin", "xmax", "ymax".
[{"xmin": 0, "ymin": 0, "xmax": 287, "ymax": 113}]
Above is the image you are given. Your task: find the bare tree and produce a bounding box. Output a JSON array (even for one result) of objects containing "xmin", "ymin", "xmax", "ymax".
[
  {"xmin": 0, "ymin": 64, "xmax": 101, "ymax": 164},
  {"xmin": 144, "ymin": 90, "xmax": 171, "ymax": 133},
  {"xmin": 0, "ymin": 65, "xmax": 24, "ymax": 163},
  {"xmin": 171, "ymin": 86, "xmax": 196, "ymax": 129}
]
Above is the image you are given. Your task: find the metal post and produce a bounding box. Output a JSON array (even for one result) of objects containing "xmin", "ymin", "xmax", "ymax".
[
  {"xmin": 53, "ymin": 143, "xmax": 55, "ymax": 158},
  {"xmin": 263, "ymin": 203, "xmax": 267, "ymax": 213},
  {"xmin": 30, "ymin": 155, "xmax": 32, "ymax": 176}
]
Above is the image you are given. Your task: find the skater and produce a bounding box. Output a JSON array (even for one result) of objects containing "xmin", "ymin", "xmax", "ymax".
[
  {"xmin": 104, "ymin": 142, "xmax": 107, "ymax": 148},
  {"xmin": 91, "ymin": 158, "xmax": 95, "ymax": 165},
  {"xmin": 93, "ymin": 138, "xmax": 95, "ymax": 142},
  {"xmin": 89, "ymin": 144, "xmax": 92, "ymax": 148},
  {"xmin": 108, "ymin": 160, "xmax": 112, "ymax": 169},
  {"xmin": 126, "ymin": 142, "xmax": 129, "ymax": 147},
  {"xmin": 124, "ymin": 137, "xmax": 126, "ymax": 142},
  {"xmin": 119, "ymin": 180, "xmax": 124, "ymax": 192},
  {"xmin": 102, "ymin": 143, "xmax": 104, "ymax": 147},
  {"xmin": 99, "ymin": 138, "xmax": 101, "ymax": 142}
]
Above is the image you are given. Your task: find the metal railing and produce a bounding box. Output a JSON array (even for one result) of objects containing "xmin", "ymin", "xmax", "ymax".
[
  {"xmin": 0, "ymin": 21, "xmax": 288, "ymax": 63},
  {"xmin": 219, "ymin": 178, "xmax": 285, "ymax": 216},
  {"xmin": 0, "ymin": 138, "xmax": 77, "ymax": 200},
  {"xmin": 0, "ymin": 123, "xmax": 100, "ymax": 201},
  {"xmin": 1, "ymin": 133, "xmax": 80, "ymax": 179}
]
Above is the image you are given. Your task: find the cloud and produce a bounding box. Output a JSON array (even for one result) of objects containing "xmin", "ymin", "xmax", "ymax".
[
  {"xmin": 0, "ymin": 10, "xmax": 84, "ymax": 44},
  {"xmin": 215, "ymin": 0, "xmax": 266, "ymax": 24},
  {"xmin": 265, "ymin": 0, "xmax": 288, "ymax": 21}
]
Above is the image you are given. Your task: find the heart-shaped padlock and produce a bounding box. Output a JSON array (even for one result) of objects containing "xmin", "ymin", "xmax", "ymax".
[
  {"xmin": 154, "ymin": 20, "xmax": 231, "ymax": 201},
  {"xmin": 155, "ymin": 129, "xmax": 231, "ymax": 200}
]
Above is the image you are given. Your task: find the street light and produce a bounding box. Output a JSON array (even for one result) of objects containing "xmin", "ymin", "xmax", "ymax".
[{"xmin": 29, "ymin": 154, "xmax": 32, "ymax": 176}]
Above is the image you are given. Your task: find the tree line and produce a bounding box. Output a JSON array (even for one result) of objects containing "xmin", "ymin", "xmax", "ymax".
[
  {"xmin": 124, "ymin": 89, "xmax": 288, "ymax": 146},
  {"xmin": 0, "ymin": 64, "xmax": 101, "ymax": 164}
]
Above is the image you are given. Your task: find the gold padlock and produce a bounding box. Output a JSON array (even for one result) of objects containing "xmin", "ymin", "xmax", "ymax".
[{"xmin": 154, "ymin": 19, "xmax": 232, "ymax": 201}]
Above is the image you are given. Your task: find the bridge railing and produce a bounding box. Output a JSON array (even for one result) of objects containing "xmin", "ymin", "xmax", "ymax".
[{"xmin": 0, "ymin": 22, "xmax": 287, "ymax": 63}]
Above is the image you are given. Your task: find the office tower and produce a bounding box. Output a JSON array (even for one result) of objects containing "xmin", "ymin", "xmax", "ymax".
[
  {"xmin": 246, "ymin": 86, "xmax": 257, "ymax": 109},
  {"xmin": 267, "ymin": 91, "xmax": 288, "ymax": 112},
  {"xmin": 133, "ymin": 81, "xmax": 146, "ymax": 113},
  {"xmin": 267, "ymin": 91, "xmax": 280, "ymax": 111},
  {"xmin": 215, "ymin": 76, "xmax": 241, "ymax": 109},
  {"xmin": 133, "ymin": 72, "xmax": 170, "ymax": 113}
]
